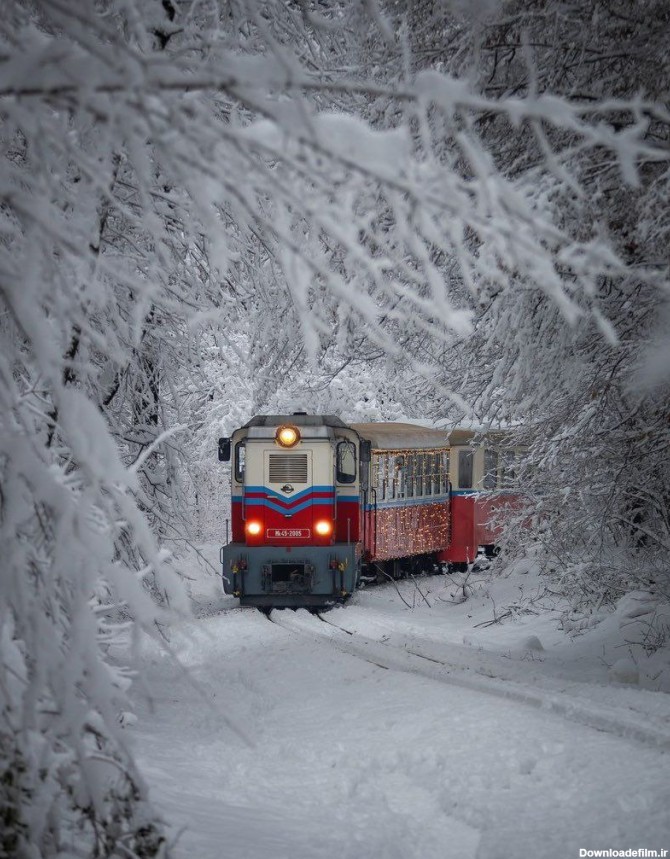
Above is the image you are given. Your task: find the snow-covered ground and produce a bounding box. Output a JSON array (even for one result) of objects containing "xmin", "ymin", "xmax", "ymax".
[{"xmin": 126, "ymin": 546, "xmax": 670, "ymax": 859}]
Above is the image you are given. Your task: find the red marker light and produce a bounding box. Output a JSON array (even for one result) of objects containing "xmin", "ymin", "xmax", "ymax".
[{"xmin": 315, "ymin": 520, "xmax": 333, "ymax": 537}]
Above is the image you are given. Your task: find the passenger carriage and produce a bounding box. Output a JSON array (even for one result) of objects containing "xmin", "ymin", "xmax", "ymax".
[
  {"xmin": 354, "ymin": 422, "xmax": 452, "ymax": 580},
  {"xmin": 444, "ymin": 428, "xmax": 524, "ymax": 569}
]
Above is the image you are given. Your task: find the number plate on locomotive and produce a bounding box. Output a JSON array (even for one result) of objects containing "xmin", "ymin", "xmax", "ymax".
[{"xmin": 266, "ymin": 528, "xmax": 311, "ymax": 539}]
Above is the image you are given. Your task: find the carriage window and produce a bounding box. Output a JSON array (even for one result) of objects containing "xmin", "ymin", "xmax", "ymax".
[
  {"xmin": 415, "ymin": 453, "xmax": 424, "ymax": 496},
  {"xmin": 441, "ymin": 451, "xmax": 450, "ymax": 494},
  {"xmin": 396, "ymin": 455, "xmax": 405, "ymax": 499},
  {"xmin": 501, "ymin": 450, "xmax": 517, "ymax": 487},
  {"xmin": 234, "ymin": 441, "xmax": 246, "ymax": 483},
  {"xmin": 379, "ymin": 455, "xmax": 387, "ymax": 500},
  {"xmin": 406, "ymin": 453, "xmax": 414, "ymax": 498},
  {"xmin": 484, "ymin": 449, "xmax": 499, "ymax": 490},
  {"xmin": 433, "ymin": 453, "xmax": 441, "ymax": 495},
  {"xmin": 336, "ymin": 440, "xmax": 357, "ymax": 484},
  {"xmin": 458, "ymin": 450, "xmax": 473, "ymax": 489},
  {"xmin": 425, "ymin": 454, "xmax": 433, "ymax": 496}
]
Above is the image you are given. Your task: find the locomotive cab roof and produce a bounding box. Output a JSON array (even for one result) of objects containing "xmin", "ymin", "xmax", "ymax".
[{"xmin": 242, "ymin": 414, "xmax": 349, "ymax": 429}]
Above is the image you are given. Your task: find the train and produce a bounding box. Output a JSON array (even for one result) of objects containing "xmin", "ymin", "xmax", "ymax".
[{"xmin": 217, "ymin": 413, "xmax": 523, "ymax": 609}]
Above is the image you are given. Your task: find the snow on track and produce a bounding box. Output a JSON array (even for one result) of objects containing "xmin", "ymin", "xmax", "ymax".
[
  {"xmin": 127, "ymin": 552, "xmax": 670, "ymax": 859},
  {"xmin": 282, "ymin": 610, "xmax": 670, "ymax": 752}
]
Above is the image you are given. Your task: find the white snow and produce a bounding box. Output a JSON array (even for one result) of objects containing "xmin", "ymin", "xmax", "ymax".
[{"xmin": 123, "ymin": 547, "xmax": 670, "ymax": 859}]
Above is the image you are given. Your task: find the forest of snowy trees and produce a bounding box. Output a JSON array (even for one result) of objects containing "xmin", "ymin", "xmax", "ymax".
[{"xmin": 1, "ymin": 1, "xmax": 669, "ymax": 855}]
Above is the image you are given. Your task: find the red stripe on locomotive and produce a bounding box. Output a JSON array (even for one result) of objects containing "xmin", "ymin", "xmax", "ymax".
[{"xmin": 335, "ymin": 498, "xmax": 360, "ymax": 543}]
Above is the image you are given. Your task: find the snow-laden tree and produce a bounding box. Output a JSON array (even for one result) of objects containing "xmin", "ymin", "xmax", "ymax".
[
  {"xmin": 1, "ymin": 0, "xmax": 669, "ymax": 854},
  {"xmin": 389, "ymin": 0, "xmax": 670, "ymax": 606}
]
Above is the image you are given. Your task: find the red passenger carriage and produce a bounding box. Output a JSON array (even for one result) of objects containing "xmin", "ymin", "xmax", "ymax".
[{"xmin": 350, "ymin": 422, "xmax": 452, "ymax": 579}]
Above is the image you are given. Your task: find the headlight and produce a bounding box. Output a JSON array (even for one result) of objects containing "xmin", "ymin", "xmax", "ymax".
[
  {"xmin": 245, "ymin": 520, "xmax": 262, "ymax": 536},
  {"xmin": 276, "ymin": 425, "xmax": 301, "ymax": 447}
]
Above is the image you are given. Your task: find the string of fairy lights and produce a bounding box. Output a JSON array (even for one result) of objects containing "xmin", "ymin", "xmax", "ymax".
[
  {"xmin": 373, "ymin": 500, "xmax": 450, "ymax": 560},
  {"xmin": 371, "ymin": 447, "xmax": 451, "ymax": 501},
  {"xmin": 367, "ymin": 447, "xmax": 451, "ymax": 560},
  {"xmin": 366, "ymin": 443, "xmax": 522, "ymax": 560}
]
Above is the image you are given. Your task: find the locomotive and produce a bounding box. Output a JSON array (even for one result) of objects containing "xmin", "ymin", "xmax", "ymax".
[{"xmin": 218, "ymin": 414, "xmax": 521, "ymax": 609}]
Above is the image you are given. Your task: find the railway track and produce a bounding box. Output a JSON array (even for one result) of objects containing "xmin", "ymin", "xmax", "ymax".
[{"xmin": 265, "ymin": 608, "xmax": 670, "ymax": 752}]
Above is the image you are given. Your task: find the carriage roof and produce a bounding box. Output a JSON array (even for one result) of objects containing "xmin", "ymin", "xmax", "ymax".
[{"xmin": 350, "ymin": 422, "xmax": 450, "ymax": 451}]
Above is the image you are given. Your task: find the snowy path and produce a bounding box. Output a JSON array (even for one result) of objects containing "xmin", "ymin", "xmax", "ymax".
[
  {"xmin": 275, "ymin": 609, "xmax": 670, "ymax": 749},
  {"xmin": 129, "ymin": 560, "xmax": 670, "ymax": 859}
]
